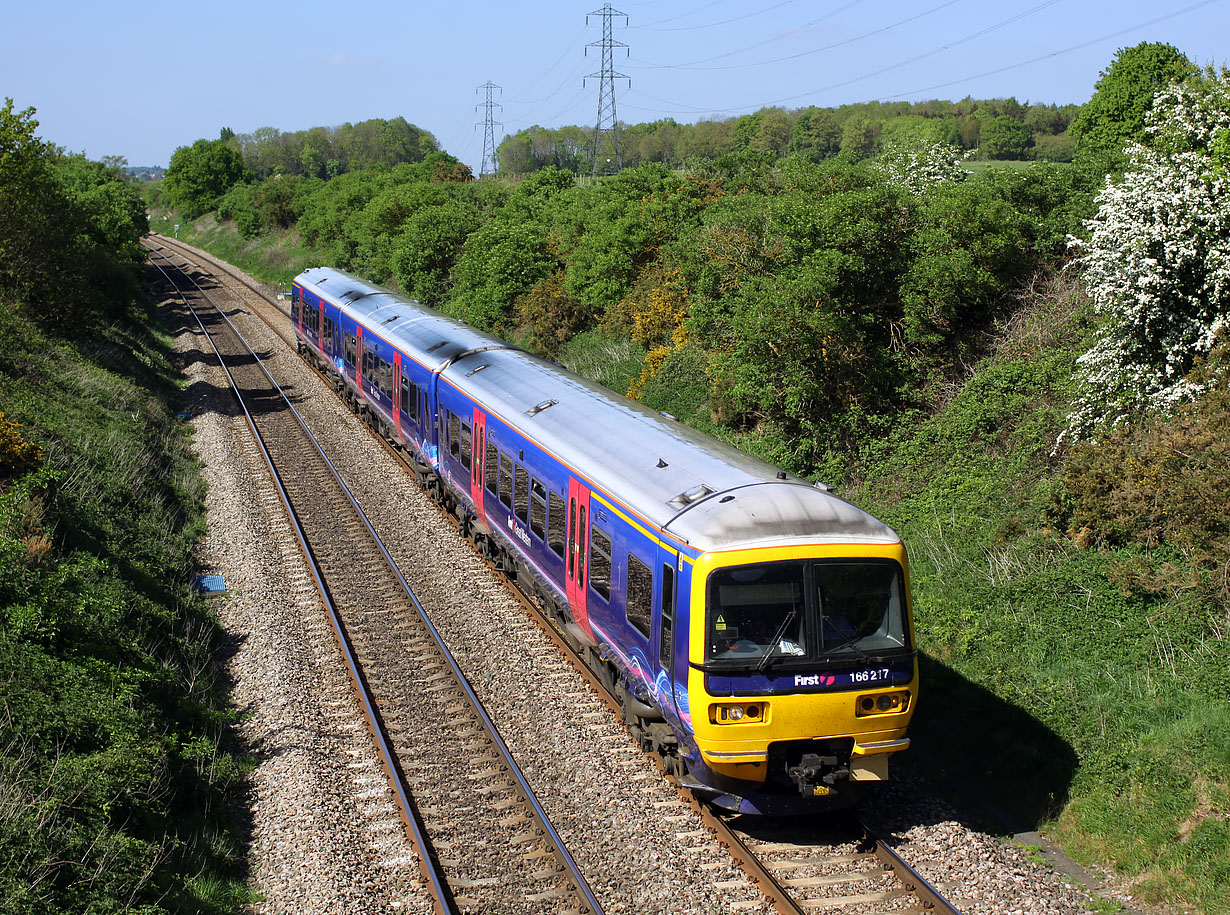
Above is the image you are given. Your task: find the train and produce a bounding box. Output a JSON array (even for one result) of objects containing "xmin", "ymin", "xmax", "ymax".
[{"xmin": 291, "ymin": 266, "xmax": 918, "ymax": 815}]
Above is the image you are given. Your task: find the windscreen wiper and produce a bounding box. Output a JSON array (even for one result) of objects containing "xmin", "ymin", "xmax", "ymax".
[
  {"xmin": 821, "ymin": 635, "xmax": 872, "ymax": 660},
  {"xmin": 756, "ymin": 608, "xmax": 798, "ymax": 673}
]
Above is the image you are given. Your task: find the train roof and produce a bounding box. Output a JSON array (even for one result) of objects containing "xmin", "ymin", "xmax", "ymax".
[
  {"xmin": 296, "ymin": 266, "xmax": 511, "ymax": 370},
  {"xmin": 443, "ymin": 348, "xmax": 898, "ymax": 552},
  {"xmin": 296, "ymin": 267, "xmax": 899, "ymax": 554}
]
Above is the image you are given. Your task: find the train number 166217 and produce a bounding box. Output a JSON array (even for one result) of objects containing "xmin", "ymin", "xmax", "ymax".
[{"xmin": 851, "ymin": 668, "xmax": 891, "ymax": 683}]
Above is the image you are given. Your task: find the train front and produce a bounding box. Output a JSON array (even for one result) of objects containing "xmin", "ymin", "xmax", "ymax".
[{"xmin": 674, "ymin": 485, "xmax": 918, "ymax": 815}]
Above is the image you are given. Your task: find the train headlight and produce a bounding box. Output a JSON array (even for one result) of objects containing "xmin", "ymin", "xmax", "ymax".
[
  {"xmin": 855, "ymin": 691, "xmax": 910, "ymax": 717},
  {"xmin": 710, "ymin": 702, "xmax": 766, "ymax": 724}
]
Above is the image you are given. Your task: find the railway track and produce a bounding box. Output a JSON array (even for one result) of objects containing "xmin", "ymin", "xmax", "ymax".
[
  {"xmin": 145, "ymin": 244, "xmax": 603, "ymax": 915},
  {"xmin": 147, "ymin": 236, "xmax": 965, "ymax": 915}
]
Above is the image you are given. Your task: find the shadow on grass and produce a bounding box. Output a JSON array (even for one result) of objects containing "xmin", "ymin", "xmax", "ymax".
[{"xmin": 902, "ymin": 653, "xmax": 1078, "ymax": 834}]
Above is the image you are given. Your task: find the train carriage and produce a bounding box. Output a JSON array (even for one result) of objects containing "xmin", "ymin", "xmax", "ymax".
[{"xmin": 292, "ymin": 267, "xmax": 918, "ymax": 814}]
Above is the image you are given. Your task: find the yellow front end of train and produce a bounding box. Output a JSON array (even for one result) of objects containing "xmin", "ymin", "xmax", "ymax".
[{"xmin": 684, "ymin": 542, "xmax": 918, "ymax": 805}]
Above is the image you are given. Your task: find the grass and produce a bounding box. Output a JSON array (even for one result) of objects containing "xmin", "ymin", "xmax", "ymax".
[{"xmin": 0, "ymin": 300, "xmax": 253, "ymax": 913}]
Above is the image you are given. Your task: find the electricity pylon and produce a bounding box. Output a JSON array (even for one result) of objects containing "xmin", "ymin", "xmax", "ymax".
[
  {"xmin": 584, "ymin": 5, "xmax": 629, "ymax": 177},
  {"xmin": 476, "ymin": 81, "xmax": 502, "ymax": 177}
]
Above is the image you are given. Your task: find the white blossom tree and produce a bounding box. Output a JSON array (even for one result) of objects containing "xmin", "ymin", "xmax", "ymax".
[
  {"xmin": 1065, "ymin": 67, "xmax": 1230, "ymax": 440},
  {"xmin": 874, "ymin": 141, "xmax": 968, "ymax": 195}
]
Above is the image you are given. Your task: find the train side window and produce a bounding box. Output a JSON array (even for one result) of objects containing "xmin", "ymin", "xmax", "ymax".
[
  {"xmin": 400, "ymin": 374, "xmax": 409, "ymax": 415},
  {"xmin": 548, "ymin": 492, "xmax": 566, "ymax": 559},
  {"xmin": 659, "ymin": 562, "xmax": 676, "ymax": 671},
  {"xmin": 460, "ymin": 421, "xmax": 472, "ymax": 471},
  {"xmin": 626, "ymin": 554, "xmax": 652, "ymax": 637},
  {"xmin": 589, "ymin": 526, "xmax": 610, "ymax": 601},
  {"xmin": 529, "ymin": 479, "xmax": 547, "ymax": 540},
  {"xmin": 448, "ymin": 413, "xmax": 460, "ymax": 459},
  {"xmin": 485, "ymin": 441, "xmax": 499, "ymax": 494},
  {"xmin": 514, "ymin": 466, "xmax": 529, "ymax": 523},
  {"xmin": 499, "ymin": 453, "xmax": 513, "ymax": 508}
]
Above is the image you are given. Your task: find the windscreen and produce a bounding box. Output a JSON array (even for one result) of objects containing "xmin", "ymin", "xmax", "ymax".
[
  {"xmin": 705, "ymin": 559, "xmax": 908, "ymax": 666},
  {"xmin": 707, "ymin": 564, "xmax": 806, "ymax": 662},
  {"xmin": 814, "ymin": 561, "xmax": 907, "ymax": 654}
]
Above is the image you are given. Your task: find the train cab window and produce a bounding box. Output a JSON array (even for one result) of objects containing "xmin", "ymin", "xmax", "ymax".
[
  {"xmin": 626, "ymin": 555, "xmax": 652, "ymax": 637},
  {"xmin": 460, "ymin": 421, "xmax": 472, "ymax": 471},
  {"xmin": 499, "ymin": 453, "xmax": 513, "ymax": 508},
  {"xmin": 485, "ymin": 441, "xmax": 499, "ymax": 494},
  {"xmin": 529, "ymin": 479, "xmax": 547, "ymax": 540},
  {"xmin": 589, "ymin": 526, "xmax": 611, "ymax": 602},
  {"xmin": 548, "ymin": 492, "xmax": 566, "ymax": 559},
  {"xmin": 448, "ymin": 413, "xmax": 461, "ymax": 459},
  {"xmin": 659, "ymin": 562, "xmax": 676, "ymax": 671},
  {"xmin": 514, "ymin": 466, "xmax": 529, "ymax": 524}
]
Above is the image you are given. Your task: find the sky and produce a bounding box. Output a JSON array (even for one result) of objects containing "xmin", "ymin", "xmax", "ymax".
[{"xmin": 4, "ymin": 0, "xmax": 1227, "ymax": 174}]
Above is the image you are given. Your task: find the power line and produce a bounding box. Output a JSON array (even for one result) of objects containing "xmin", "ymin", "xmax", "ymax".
[
  {"xmin": 631, "ymin": 0, "xmax": 725, "ymax": 30},
  {"xmin": 878, "ymin": 0, "xmax": 1220, "ymax": 101},
  {"xmin": 585, "ymin": 5, "xmax": 631, "ymax": 176},
  {"xmin": 631, "ymin": 0, "xmax": 798, "ymax": 32},
  {"xmin": 628, "ymin": 0, "xmax": 874, "ymax": 71}
]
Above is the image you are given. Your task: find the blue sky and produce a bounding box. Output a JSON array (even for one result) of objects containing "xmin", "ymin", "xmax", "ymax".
[{"xmin": 4, "ymin": 0, "xmax": 1226, "ymax": 173}]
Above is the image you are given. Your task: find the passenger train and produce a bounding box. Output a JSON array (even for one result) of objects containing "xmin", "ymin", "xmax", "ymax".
[{"xmin": 292, "ymin": 267, "xmax": 917, "ymax": 815}]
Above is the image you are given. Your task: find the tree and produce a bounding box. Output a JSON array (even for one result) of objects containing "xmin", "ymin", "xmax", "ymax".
[
  {"xmin": 979, "ymin": 115, "xmax": 1034, "ymax": 160},
  {"xmin": 0, "ymin": 99, "xmax": 66, "ymax": 309},
  {"xmin": 0, "ymin": 99, "xmax": 148, "ymax": 324},
  {"xmin": 447, "ymin": 221, "xmax": 555, "ymax": 332},
  {"xmin": 1066, "ymin": 67, "xmax": 1230, "ymax": 440},
  {"xmin": 839, "ymin": 116, "xmax": 879, "ymax": 159},
  {"xmin": 1070, "ymin": 42, "xmax": 1197, "ymax": 170},
  {"xmin": 791, "ymin": 107, "xmax": 840, "ymax": 161},
  {"xmin": 164, "ymin": 138, "xmax": 250, "ymax": 218},
  {"xmin": 390, "ymin": 196, "xmax": 481, "ymax": 303}
]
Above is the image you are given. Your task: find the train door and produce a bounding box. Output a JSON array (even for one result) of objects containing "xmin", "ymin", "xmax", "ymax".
[
  {"xmin": 471, "ymin": 409, "xmax": 487, "ymax": 518},
  {"xmin": 656, "ymin": 546, "xmax": 681, "ymax": 717},
  {"xmin": 566, "ymin": 478, "xmax": 592, "ymax": 635},
  {"xmin": 355, "ymin": 327, "xmax": 365, "ymax": 404},
  {"xmin": 392, "ymin": 353, "xmax": 403, "ymax": 440}
]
